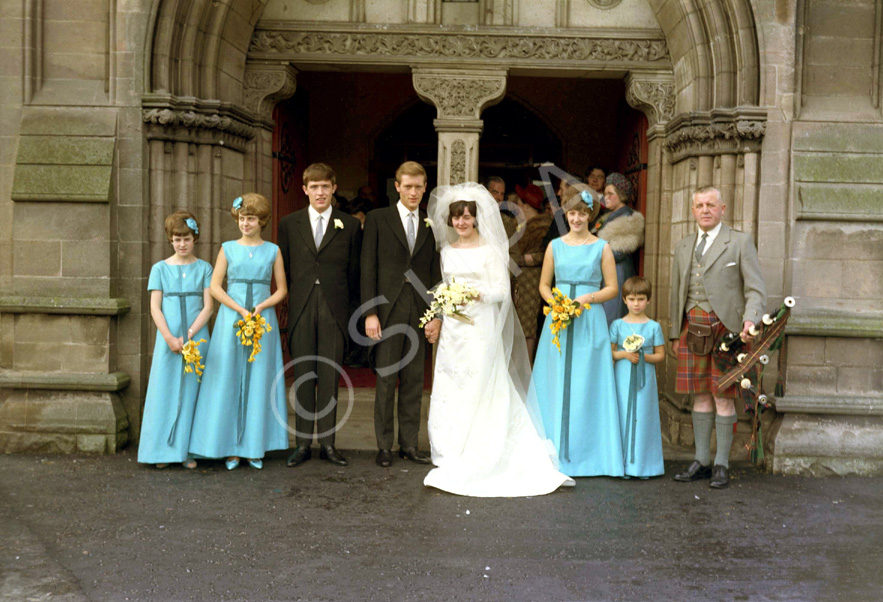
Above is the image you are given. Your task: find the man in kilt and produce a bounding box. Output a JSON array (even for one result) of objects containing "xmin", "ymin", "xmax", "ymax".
[{"xmin": 669, "ymin": 186, "xmax": 767, "ymax": 488}]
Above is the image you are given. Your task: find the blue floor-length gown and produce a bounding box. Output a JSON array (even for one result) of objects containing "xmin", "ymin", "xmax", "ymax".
[
  {"xmin": 609, "ymin": 318, "xmax": 665, "ymax": 477},
  {"xmin": 138, "ymin": 259, "xmax": 212, "ymax": 464},
  {"xmin": 531, "ymin": 238, "xmax": 624, "ymax": 477},
  {"xmin": 189, "ymin": 241, "xmax": 289, "ymax": 459}
]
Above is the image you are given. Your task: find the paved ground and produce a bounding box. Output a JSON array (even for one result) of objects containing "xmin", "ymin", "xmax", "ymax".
[{"xmin": 2, "ymin": 450, "xmax": 882, "ymax": 602}]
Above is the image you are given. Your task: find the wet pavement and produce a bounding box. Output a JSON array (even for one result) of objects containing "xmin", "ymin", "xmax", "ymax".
[{"xmin": 1, "ymin": 450, "xmax": 882, "ymax": 602}]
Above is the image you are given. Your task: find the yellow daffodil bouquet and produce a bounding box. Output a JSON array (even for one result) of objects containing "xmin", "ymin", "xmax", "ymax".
[
  {"xmin": 543, "ymin": 287, "xmax": 590, "ymax": 353},
  {"xmin": 182, "ymin": 338, "xmax": 207, "ymax": 381},
  {"xmin": 622, "ymin": 334, "xmax": 645, "ymax": 353},
  {"xmin": 234, "ymin": 312, "xmax": 272, "ymax": 363},
  {"xmin": 419, "ymin": 277, "xmax": 481, "ymax": 327}
]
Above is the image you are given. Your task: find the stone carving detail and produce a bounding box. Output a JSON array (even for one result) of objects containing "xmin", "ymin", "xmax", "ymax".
[
  {"xmin": 250, "ymin": 30, "xmax": 670, "ymax": 65},
  {"xmin": 414, "ymin": 77, "xmax": 505, "ymax": 119},
  {"xmin": 142, "ymin": 108, "xmax": 257, "ymax": 141},
  {"xmin": 450, "ymin": 140, "xmax": 467, "ymax": 185},
  {"xmin": 243, "ymin": 68, "xmax": 298, "ymax": 121},
  {"xmin": 625, "ymin": 80, "xmax": 675, "ymax": 126},
  {"xmin": 664, "ymin": 121, "xmax": 766, "ymax": 154},
  {"xmin": 587, "ymin": 0, "xmax": 623, "ymax": 8}
]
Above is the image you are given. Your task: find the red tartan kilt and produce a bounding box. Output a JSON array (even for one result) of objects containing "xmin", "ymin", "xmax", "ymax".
[{"xmin": 675, "ymin": 307, "xmax": 738, "ymax": 398}]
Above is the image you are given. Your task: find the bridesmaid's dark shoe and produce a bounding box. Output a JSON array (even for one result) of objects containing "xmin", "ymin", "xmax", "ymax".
[
  {"xmin": 375, "ymin": 449, "xmax": 393, "ymax": 467},
  {"xmin": 286, "ymin": 445, "xmax": 311, "ymax": 467},
  {"xmin": 319, "ymin": 445, "xmax": 348, "ymax": 466},
  {"xmin": 673, "ymin": 460, "xmax": 712, "ymax": 482},
  {"xmin": 398, "ymin": 447, "xmax": 432, "ymax": 465}
]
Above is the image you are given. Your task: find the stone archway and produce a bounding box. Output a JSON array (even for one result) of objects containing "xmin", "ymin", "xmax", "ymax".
[{"xmin": 138, "ymin": 0, "xmax": 767, "ymax": 449}]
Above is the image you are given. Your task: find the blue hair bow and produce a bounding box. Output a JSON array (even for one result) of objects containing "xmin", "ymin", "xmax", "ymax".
[
  {"xmin": 580, "ymin": 189, "xmax": 594, "ymax": 210},
  {"xmin": 232, "ymin": 196, "xmax": 243, "ymax": 210},
  {"xmin": 185, "ymin": 218, "xmax": 199, "ymax": 234}
]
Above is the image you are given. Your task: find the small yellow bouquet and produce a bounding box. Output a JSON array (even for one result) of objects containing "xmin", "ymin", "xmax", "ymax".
[
  {"xmin": 543, "ymin": 287, "xmax": 589, "ymax": 353},
  {"xmin": 182, "ymin": 338, "xmax": 207, "ymax": 381},
  {"xmin": 419, "ymin": 277, "xmax": 481, "ymax": 327},
  {"xmin": 235, "ymin": 313, "xmax": 272, "ymax": 363},
  {"xmin": 622, "ymin": 334, "xmax": 645, "ymax": 353}
]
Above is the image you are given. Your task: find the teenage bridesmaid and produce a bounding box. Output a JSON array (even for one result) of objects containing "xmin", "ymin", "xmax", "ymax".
[
  {"xmin": 189, "ymin": 194, "xmax": 289, "ymax": 470},
  {"xmin": 138, "ymin": 211, "xmax": 213, "ymax": 469},
  {"xmin": 530, "ymin": 184, "xmax": 625, "ymax": 477},
  {"xmin": 609, "ymin": 277, "xmax": 666, "ymax": 478}
]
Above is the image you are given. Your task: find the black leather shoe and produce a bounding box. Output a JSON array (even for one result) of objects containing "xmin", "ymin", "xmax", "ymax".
[
  {"xmin": 398, "ymin": 447, "xmax": 432, "ymax": 465},
  {"xmin": 709, "ymin": 464, "xmax": 729, "ymax": 489},
  {"xmin": 375, "ymin": 449, "xmax": 393, "ymax": 467},
  {"xmin": 319, "ymin": 445, "xmax": 348, "ymax": 466},
  {"xmin": 673, "ymin": 460, "xmax": 713, "ymax": 482},
  {"xmin": 286, "ymin": 445, "xmax": 311, "ymax": 467}
]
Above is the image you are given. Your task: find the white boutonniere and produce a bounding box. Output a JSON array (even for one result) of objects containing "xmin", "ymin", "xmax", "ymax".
[
  {"xmin": 334, "ymin": 218, "xmax": 344, "ymax": 230},
  {"xmin": 424, "ymin": 218, "xmax": 433, "ymax": 228}
]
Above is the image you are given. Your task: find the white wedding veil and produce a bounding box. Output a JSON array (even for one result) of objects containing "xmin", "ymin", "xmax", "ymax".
[{"xmin": 426, "ymin": 182, "xmax": 554, "ymax": 452}]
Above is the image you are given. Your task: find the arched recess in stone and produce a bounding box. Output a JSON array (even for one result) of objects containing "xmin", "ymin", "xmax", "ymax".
[
  {"xmin": 646, "ymin": 0, "xmax": 759, "ymax": 112},
  {"xmin": 148, "ymin": 0, "xmax": 269, "ymax": 101}
]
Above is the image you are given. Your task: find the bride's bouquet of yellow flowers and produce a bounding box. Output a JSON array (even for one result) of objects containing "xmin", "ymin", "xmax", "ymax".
[
  {"xmin": 419, "ymin": 277, "xmax": 481, "ymax": 327},
  {"xmin": 235, "ymin": 312, "xmax": 272, "ymax": 363},
  {"xmin": 544, "ymin": 287, "xmax": 590, "ymax": 353},
  {"xmin": 182, "ymin": 338, "xmax": 207, "ymax": 381}
]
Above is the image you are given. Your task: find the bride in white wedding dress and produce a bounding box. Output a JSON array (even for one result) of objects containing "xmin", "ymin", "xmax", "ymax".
[{"xmin": 423, "ymin": 183, "xmax": 574, "ymax": 497}]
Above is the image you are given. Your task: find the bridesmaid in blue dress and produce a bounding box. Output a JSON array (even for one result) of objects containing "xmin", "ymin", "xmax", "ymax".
[
  {"xmin": 138, "ymin": 212, "xmax": 213, "ymax": 469},
  {"xmin": 189, "ymin": 194, "xmax": 289, "ymax": 470},
  {"xmin": 530, "ymin": 185, "xmax": 624, "ymax": 477},
  {"xmin": 609, "ymin": 276, "xmax": 666, "ymax": 478}
]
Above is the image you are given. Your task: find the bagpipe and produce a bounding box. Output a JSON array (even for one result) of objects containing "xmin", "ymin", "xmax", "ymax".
[{"xmin": 715, "ymin": 296, "xmax": 796, "ymax": 465}]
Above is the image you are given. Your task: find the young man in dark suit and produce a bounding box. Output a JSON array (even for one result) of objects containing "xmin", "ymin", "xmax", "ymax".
[
  {"xmin": 278, "ymin": 163, "xmax": 362, "ymax": 467},
  {"xmin": 361, "ymin": 161, "xmax": 441, "ymax": 467}
]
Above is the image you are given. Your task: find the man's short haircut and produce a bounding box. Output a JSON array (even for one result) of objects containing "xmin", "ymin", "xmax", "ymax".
[
  {"xmin": 395, "ymin": 161, "xmax": 426, "ymax": 183},
  {"xmin": 622, "ymin": 276, "xmax": 652, "ymax": 300},
  {"xmin": 485, "ymin": 176, "xmax": 505, "ymax": 188},
  {"xmin": 303, "ymin": 162, "xmax": 337, "ymax": 186},
  {"xmin": 692, "ymin": 185, "xmax": 722, "ymax": 205}
]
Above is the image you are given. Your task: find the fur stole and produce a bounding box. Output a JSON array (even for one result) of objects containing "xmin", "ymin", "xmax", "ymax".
[
  {"xmin": 518, "ymin": 214, "xmax": 553, "ymax": 255},
  {"xmin": 597, "ymin": 210, "xmax": 645, "ymax": 255}
]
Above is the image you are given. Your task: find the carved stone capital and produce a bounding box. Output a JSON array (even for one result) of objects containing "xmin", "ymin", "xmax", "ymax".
[
  {"xmin": 625, "ymin": 74, "xmax": 675, "ymax": 128},
  {"xmin": 663, "ymin": 108, "xmax": 768, "ymax": 163},
  {"xmin": 412, "ymin": 69, "xmax": 506, "ymax": 121},
  {"xmin": 243, "ymin": 63, "xmax": 298, "ymax": 123},
  {"xmin": 141, "ymin": 94, "xmax": 259, "ymax": 152}
]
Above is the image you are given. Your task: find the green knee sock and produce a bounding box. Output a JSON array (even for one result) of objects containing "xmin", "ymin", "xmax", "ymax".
[
  {"xmin": 714, "ymin": 414, "xmax": 738, "ymax": 468},
  {"xmin": 692, "ymin": 411, "xmax": 714, "ymax": 466}
]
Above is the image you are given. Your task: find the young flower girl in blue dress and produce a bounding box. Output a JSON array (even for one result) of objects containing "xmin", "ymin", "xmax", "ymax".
[
  {"xmin": 189, "ymin": 194, "xmax": 289, "ymax": 470},
  {"xmin": 138, "ymin": 212, "xmax": 213, "ymax": 469},
  {"xmin": 609, "ymin": 276, "xmax": 666, "ymax": 478}
]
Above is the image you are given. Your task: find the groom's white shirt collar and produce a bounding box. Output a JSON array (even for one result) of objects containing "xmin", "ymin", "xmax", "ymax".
[
  {"xmin": 396, "ymin": 200, "xmax": 417, "ymax": 232},
  {"xmin": 308, "ymin": 205, "xmax": 332, "ymax": 236}
]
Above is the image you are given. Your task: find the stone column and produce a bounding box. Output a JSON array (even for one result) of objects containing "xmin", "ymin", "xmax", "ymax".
[
  {"xmin": 625, "ymin": 72, "xmax": 675, "ymax": 319},
  {"xmin": 243, "ymin": 63, "xmax": 298, "ymax": 197},
  {"xmin": 412, "ymin": 68, "xmax": 507, "ymax": 186}
]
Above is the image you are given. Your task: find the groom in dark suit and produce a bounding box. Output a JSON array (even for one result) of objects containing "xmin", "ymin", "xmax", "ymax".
[
  {"xmin": 361, "ymin": 161, "xmax": 441, "ymax": 467},
  {"xmin": 279, "ymin": 163, "xmax": 362, "ymax": 468}
]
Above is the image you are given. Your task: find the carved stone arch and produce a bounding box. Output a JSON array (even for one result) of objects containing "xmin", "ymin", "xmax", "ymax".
[
  {"xmin": 644, "ymin": 0, "xmax": 759, "ymax": 114},
  {"xmin": 149, "ymin": 0, "xmax": 269, "ymax": 102}
]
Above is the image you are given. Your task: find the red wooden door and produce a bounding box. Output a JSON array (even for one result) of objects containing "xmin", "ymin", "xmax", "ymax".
[
  {"xmin": 615, "ymin": 103, "xmax": 648, "ymax": 274},
  {"xmin": 271, "ymin": 97, "xmax": 307, "ymax": 357}
]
